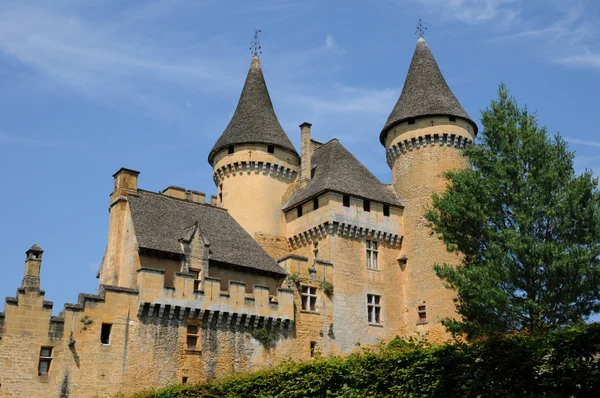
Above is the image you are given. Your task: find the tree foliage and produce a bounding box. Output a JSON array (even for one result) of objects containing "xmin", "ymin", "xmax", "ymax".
[{"xmin": 425, "ymin": 84, "xmax": 600, "ymax": 338}]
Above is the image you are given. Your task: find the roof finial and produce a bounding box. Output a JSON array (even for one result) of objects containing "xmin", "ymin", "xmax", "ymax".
[
  {"xmin": 250, "ymin": 29, "xmax": 262, "ymax": 56},
  {"xmin": 415, "ymin": 17, "xmax": 427, "ymax": 38}
]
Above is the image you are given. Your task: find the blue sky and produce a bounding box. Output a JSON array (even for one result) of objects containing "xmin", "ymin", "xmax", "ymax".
[{"xmin": 0, "ymin": 0, "xmax": 599, "ymax": 316}]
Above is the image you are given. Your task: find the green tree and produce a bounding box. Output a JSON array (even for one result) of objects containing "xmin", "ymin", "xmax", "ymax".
[{"xmin": 425, "ymin": 84, "xmax": 600, "ymax": 338}]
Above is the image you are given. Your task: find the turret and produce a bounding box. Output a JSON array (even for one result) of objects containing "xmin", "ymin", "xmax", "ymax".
[
  {"xmin": 208, "ymin": 54, "xmax": 300, "ymax": 238},
  {"xmin": 381, "ymin": 36, "xmax": 477, "ymax": 338},
  {"xmin": 22, "ymin": 244, "xmax": 44, "ymax": 290}
]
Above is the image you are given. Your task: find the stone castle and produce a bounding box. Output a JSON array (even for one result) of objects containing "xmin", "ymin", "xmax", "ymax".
[{"xmin": 0, "ymin": 36, "xmax": 477, "ymax": 397}]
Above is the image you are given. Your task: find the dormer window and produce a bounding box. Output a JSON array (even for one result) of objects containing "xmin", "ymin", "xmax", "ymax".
[
  {"xmin": 267, "ymin": 145, "xmax": 275, "ymax": 153},
  {"xmin": 228, "ymin": 145, "xmax": 234, "ymax": 155}
]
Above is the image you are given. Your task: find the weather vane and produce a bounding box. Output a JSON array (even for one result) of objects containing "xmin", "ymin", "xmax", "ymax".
[
  {"xmin": 250, "ymin": 29, "xmax": 262, "ymax": 56},
  {"xmin": 415, "ymin": 17, "xmax": 427, "ymax": 38}
]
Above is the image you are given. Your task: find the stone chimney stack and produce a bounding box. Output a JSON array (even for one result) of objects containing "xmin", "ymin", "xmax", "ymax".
[
  {"xmin": 22, "ymin": 244, "xmax": 43, "ymax": 290},
  {"xmin": 300, "ymin": 122, "xmax": 313, "ymax": 181},
  {"xmin": 111, "ymin": 168, "xmax": 140, "ymax": 205}
]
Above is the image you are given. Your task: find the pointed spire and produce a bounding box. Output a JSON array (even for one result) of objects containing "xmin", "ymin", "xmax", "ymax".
[
  {"xmin": 208, "ymin": 54, "xmax": 297, "ymax": 164},
  {"xmin": 380, "ymin": 37, "xmax": 477, "ymax": 145}
]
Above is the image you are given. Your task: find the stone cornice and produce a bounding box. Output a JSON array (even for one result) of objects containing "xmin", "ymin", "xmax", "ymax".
[
  {"xmin": 386, "ymin": 132, "xmax": 473, "ymax": 167},
  {"xmin": 213, "ymin": 160, "xmax": 298, "ymax": 185},
  {"xmin": 289, "ymin": 220, "xmax": 402, "ymax": 248}
]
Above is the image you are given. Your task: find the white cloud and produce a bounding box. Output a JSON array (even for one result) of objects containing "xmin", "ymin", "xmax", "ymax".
[
  {"xmin": 417, "ymin": 0, "xmax": 522, "ymax": 25},
  {"xmin": 565, "ymin": 137, "xmax": 600, "ymax": 148},
  {"xmin": 324, "ymin": 34, "xmax": 345, "ymax": 55}
]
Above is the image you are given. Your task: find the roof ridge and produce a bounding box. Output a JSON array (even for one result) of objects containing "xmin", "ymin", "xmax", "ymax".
[{"xmin": 134, "ymin": 189, "xmax": 227, "ymax": 211}]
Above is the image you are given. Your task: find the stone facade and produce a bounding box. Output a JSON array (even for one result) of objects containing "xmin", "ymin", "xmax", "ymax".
[{"xmin": 0, "ymin": 37, "xmax": 477, "ymax": 397}]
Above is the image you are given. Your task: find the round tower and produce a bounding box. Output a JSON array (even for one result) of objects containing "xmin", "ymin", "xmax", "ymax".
[
  {"xmin": 380, "ymin": 37, "xmax": 477, "ymax": 340},
  {"xmin": 208, "ymin": 54, "xmax": 300, "ymax": 239}
]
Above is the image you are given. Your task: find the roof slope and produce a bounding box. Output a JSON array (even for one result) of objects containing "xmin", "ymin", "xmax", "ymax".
[
  {"xmin": 380, "ymin": 37, "xmax": 477, "ymax": 145},
  {"xmin": 283, "ymin": 139, "xmax": 402, "ymax": 210},
  {"xmin": 128, "ymin": 190, "xmax": 286, "ymax": 275},
  {"xmin": 208, "ymin": 55, "xmax": 297, "ymax": 164}
]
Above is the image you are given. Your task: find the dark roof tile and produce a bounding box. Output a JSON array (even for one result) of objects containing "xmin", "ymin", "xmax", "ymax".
[
  {"xmin": 209, "ymin": 55, "xmax": 297, "ymax": 163},
  {"xmin": 128, "ymin": 190, "xmax": 286, "ymax": 275},
  {"xmin": 283, "ymin": 139, "xmax": 402, "ymax": 210},
  {"xmin": 380, "ymin": 37, "xmax": 477, "ymax": 145}
]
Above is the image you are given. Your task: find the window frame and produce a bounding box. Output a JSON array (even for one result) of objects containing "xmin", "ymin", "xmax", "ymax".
[
  {"xmin": 301, "ymin": 285, "xmax": 318, "ymax": 312},
  {"xmin": 100, "ymin": 323, "xmax": 112, "ymax": 345},
  {"xmin": 367, "ymin": 294, "xmax": 382, "ymax": 325},
  {"xmin": 366, "ymin": 240, "xmax": 379, "ymax": 270},
  {"xmin": 363, "ymin": 200, "xmax": 371, "ymax": 212},
  {"xmin": 186, "ymin": 324, "xmax": 201, "ymax": 351},
  {"xmin": 38, "ymin": 347, "xmax": 53, "ymax": 376},
  {"xmin": 417, "ymin": 305, "xmax": 428, "ymax": 324}
]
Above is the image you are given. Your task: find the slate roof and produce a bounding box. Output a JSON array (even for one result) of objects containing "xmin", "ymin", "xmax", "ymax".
[
  {"xmin": 128, "ymin": 190, "xmax": 287, "ymax": 275},
  {"xmin": 208, "ymin": 55, "xmax": 298, "ymax": 164},
  {"xmin": 380, "ymin": 37, "xmax": 477, "ymax": 146},
  {"xmin": 283, "ymin": 139, "xmax": 402, "ymax": 210}
]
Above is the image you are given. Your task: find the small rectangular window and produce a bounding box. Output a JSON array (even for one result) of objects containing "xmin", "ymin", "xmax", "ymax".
[
  {"xmin": 367, "ymin": 294, "xmax": 382, "ymax": 324},
  {"xmin": 313, "ymin": 197, "xmax": 319, "ymax": 210},
  {"xmin": 363, "ymin": 200, "xmax": 370, "ymax": 212},
  {"xmin": 366, "ymin": 240, "xmax": 379, "ymax": 269},
  {"xmin": 301, "ymin": 286, "xmax": 318, "ymax": 312},
  {"xmin": 228, "ymin": 145, "xmax": 234, "ymax": 154},
  {"xmin": 186, "ymin": 324, "xmax": 200, "ymax": 350},
  {"xmin": 383, "ymin": 205, "xmax": 390, "ymax": 217},
  {"xmin": 267, "ymin": 145, "xmax": 275, "ymax": 153},
  {"xmin": 310, "ymin": 341, "xmax": 317, "ymax": 358},
  {"xmin": 38, "ymin": 347, "xmax": 53, "ymax": 376},
  {"xmin": 407, "ymin": 119, "xmax": 416, "ymax": 125},
  {"xmin": 343, "ymin": 195, "xmax": 350, "ymax": 207},
  {"xmin": 311, "ymin": 168, "xmax": 316, "ymax": 178},
  {"xmin": 418, "ymin": 305, "xmax": 427, "ymax": 323},
  {"xmin": 100, "ymin": 323, "xmax": 112, "ymax": 345},
  {"xmin": 449, "ymin": 116, "xmax": 456, "ymax": 122},
  {"xmin": 182, "ymin": 376, "xmax": 188, "ymax": 385},
  {"xmin": 297, "ymin": 205, "xmax": 303, "ymax": 218},
  {"xmin": 190, "ymin": 269, "xmax": 201, "ymax": 291}
]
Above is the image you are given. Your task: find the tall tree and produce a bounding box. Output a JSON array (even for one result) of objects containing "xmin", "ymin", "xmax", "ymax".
[{"xmin": 425, "ymin": 84, "xmax": 600, "ymax": 338}]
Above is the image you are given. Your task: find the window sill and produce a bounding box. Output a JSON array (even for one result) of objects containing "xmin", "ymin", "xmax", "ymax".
[
  {"xmin": 416, "ymin": 321, "xmax": 428, "ymax": 325},
  {"xmin": 300, "ymin": 310, "xmax": 321, "ymax": 315},
  {"xmin": 368, "ymin": 323, "xmax": 384, "ymax": 327},
  {"xmin": 185, "ymin": 349, "xmax": 202, "ymax": 355},
  {"xmin": 366, "ymin": 268, "xmax": 381, "ymax": 272}
]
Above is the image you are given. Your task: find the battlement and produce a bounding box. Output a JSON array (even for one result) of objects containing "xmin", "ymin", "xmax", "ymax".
[{"xmin": 136, "ymin": 268, "xmax": 295, "ymax": 327}]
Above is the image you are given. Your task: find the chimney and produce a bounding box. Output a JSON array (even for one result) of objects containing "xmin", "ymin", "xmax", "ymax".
[
  {"xmin": 22, "ymin": 244, "xmax": 43, "ymax": 290},
  {"xmin": 300, "ymin": 122, "xmax": 312, "ymax": 181},
  {"xmin": 111, "ymin": 168, "xmax": 140, "ymax": 205}
]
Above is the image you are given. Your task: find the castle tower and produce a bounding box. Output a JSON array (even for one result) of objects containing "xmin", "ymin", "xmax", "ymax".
[
  {"xmin": 380, "ymin": 37, "xmax": 477, "ymax": 339},
  {"xmin": 208, "ymin": 54, "xmax": 300, "ymax": 241}
]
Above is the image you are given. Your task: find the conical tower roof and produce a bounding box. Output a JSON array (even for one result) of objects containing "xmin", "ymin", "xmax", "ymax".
[
  {"xmin": 380, "ymin": 37, "xmax": 477, "ymax": 145},
  {"xmin": 208, "ymin": 55, "xmax": 298, "ymax": 164}
]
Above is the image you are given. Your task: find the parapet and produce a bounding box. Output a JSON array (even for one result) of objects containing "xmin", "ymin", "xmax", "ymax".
[
  {"xmin": 161, "ymin": 186, "xmax": 206, "ymax": 204},
  {"xmin": 136, "ymin": 268, "xmax": 294, "ymax": 327}
]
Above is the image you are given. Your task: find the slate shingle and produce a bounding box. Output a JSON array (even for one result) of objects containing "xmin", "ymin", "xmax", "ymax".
[
  {"xmin": 380, "ymin": 37, "xmax": 477, "ymax": 146},
  {"xmin": 283, "ymin": 139, "xmax": 402, "ymax": 210},
  {"xmin": 208, "ymin": 55, "xmax": 297, "ymax": 164},
  {"xmin": 128, "ymin": 190, "xmax": 286, "ymax": 275}
]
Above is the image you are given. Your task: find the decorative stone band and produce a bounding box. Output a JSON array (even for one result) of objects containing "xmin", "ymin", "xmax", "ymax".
[
  {"xmin": 289, "ymin": 221, "xmax": 402, "ymax": 249},
  {"xmin": 386, "ymin": 133, "xmax": 474, "ymax": 167},
  {"xmin": 213, "ymin": 160, "xmax": 298, "ymax": 185},
  {"xmin": 136, "ymin": 302, "xmax": 293, "ymax": 329}
]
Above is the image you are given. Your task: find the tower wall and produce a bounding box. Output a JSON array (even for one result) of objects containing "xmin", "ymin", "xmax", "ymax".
[
  {"xmin": 212, "ymin": 144, "xmax": 299, "ymax": 240},
  {"xmin": 387, "ymin": 116, "xmax": 474, "ymax": 341}
]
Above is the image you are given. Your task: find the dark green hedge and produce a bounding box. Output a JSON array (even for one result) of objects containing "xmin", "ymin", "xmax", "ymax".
[{"xmin": 132, "ymin": 323, "xmax": 600, "ymax": 398}]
